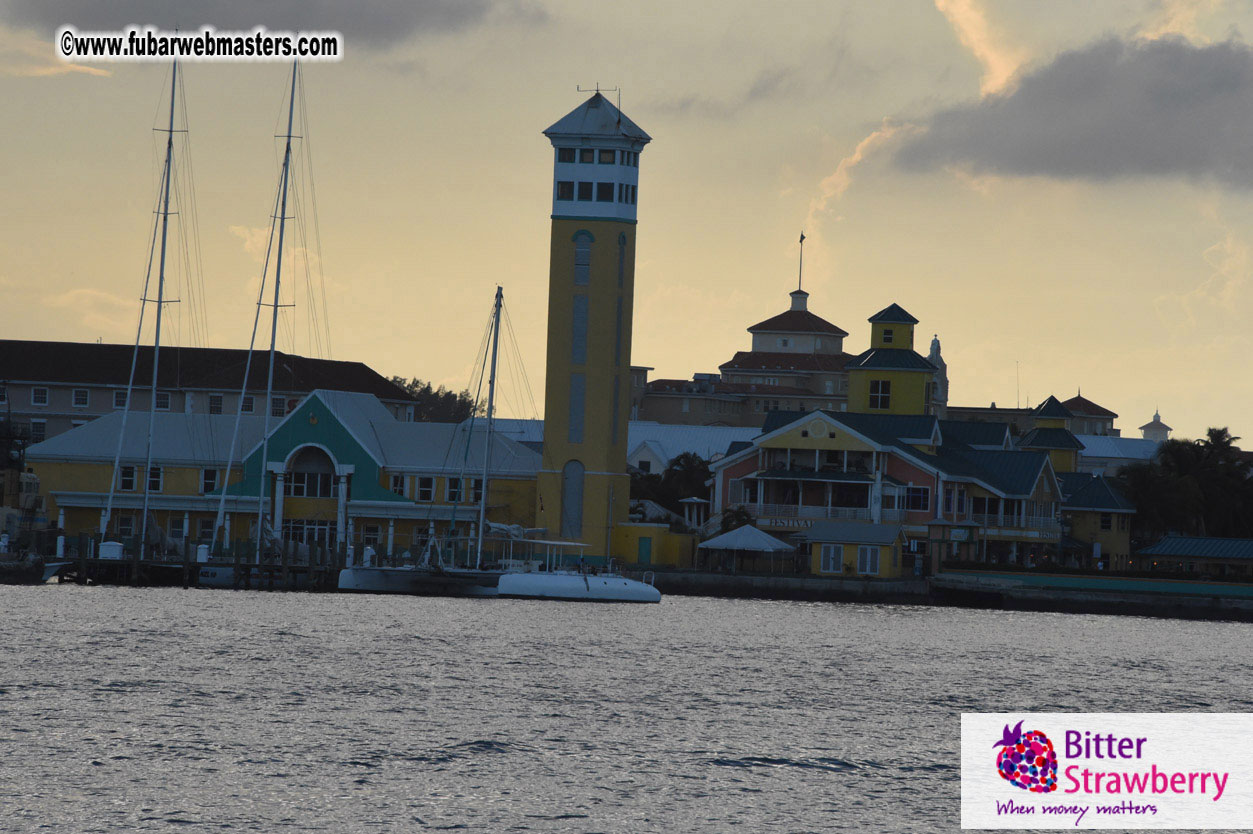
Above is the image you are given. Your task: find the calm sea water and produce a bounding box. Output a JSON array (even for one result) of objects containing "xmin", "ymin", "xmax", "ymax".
[{"xmin": 2, "ymin": 586, "xmax": 1250, "ymax": 832}]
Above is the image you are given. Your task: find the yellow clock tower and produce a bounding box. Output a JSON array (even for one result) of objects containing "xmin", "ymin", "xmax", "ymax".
[{"xmin": 536, "ymin": 93, "xmax": 651, "ymax": 557}]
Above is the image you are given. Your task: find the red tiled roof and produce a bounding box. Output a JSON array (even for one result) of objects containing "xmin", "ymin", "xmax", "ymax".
[
  {"xmin": 747, "ymin": 310, "xmax": 848, "ymax": 336},
  {"xmin": 1062, "ymin": 395, "xmax": 1118, "ymax": 419},
  {"xmin": 719, "ymin": 351, "xmax": 851, "ymax": 373}
]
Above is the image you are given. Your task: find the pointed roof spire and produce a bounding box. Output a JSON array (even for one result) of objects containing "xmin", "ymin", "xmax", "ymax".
[
  {"xmin": 1032, "ymin": 395, "xmax": 1073, "ymax": 419},
  {"xmin": 868, "ymin": 303, "xmax": 919, "ymax": 324},
  {"xmin": 543, "ymin": 92, "xmax": 651, "ymax": 142}
]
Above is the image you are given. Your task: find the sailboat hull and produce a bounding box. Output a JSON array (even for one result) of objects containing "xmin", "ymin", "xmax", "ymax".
[{"xmin": 496, "ymin": 572, "xmax": 661, "ymax": 603}]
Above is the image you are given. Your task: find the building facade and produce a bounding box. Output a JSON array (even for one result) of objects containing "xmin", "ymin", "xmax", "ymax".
[{"xmin": 0, "ymin": 340, "xmax": 415, "ymax": 443}]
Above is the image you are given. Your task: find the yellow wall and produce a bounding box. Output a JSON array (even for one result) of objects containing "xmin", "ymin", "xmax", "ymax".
[
  {"xmin": 809, "ymin": 540, "xmax": 905, "ymax": 578},
  {"xmin": 870, "ymin": 321, "xmax": 914, "ymax": 350},
  {"xmin": 538, "ymin": 217, "xmax": 637, "ymax": 554},
  {"xmin": 759, "ymin": 420, "xmax": 873, "ymax": 452},
  {"xmin": 1048, "ymin": 449, "xmax": 1078, "ymax": 474},
  {"xmin": 847, "ymin": 369, "xmax": 929, "ymax": 415},
  {"xmin": 612, "ymin": 522, "xmax": 695, "ymax": 567},
  {"xmin": 1066, "ymin": 509, "xmax": 1131, "ymax": 565}
]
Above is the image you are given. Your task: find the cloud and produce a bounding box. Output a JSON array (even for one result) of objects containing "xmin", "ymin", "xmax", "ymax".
[
  {"xmin": 895, "ymin": 36, "xmax": 1253, "ymax": 188},
  {"xmin": 650, "ymin": 67, "xmax": 801, "ymax": 119},
  {"xmin": 0, "ymin": 0, "xmax": 544, "ymax": 49},
  {"xmin": 1140, "ymin": 0, "xmax": 1224, "ymax": 42},
  {"xmin": 806, "ymin": 119, "xmax": 919, "ymax": 228},
  {"xmin": 0, "ymin": 25, "xmax": 108, "ymax": 75},
  {"xmin": 934, "ymin": 0, "xmax": 1030, "ymax": 95},
  {"xmin": 44, "ymin": 288, "xmax": 136, "ymax": 337}
]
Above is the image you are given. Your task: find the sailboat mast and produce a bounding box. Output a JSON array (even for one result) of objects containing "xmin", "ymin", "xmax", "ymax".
[
  {"xmin": 255, "ymin": 61, "xmax": 299, "ymax": 561},
  {"xmin": 138, "ymin": 60, "xmax": 178, "ymax": 557},
  {"xmin": 474, "ymin": 286, "xmax": 503, "ymax": 569}
]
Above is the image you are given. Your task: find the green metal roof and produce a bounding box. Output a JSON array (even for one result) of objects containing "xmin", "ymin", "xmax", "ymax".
[
  {"xmin": 1018, "ymin": 427, "xmax": 1084, "ymax": 451},
  {"xmin": 1032, "ymin": 395, "xmax": 1073, "ymax": 419},
  {"xmin": 1138, "ymin": 535, "xmax": 1253, "ymax": 561},
  {"xmin": 1058, "ymin": 472, "xmax": 1134, "ymax": 512},
  {"xmin": 845, "ymin": 348, "xmax": 936, "ymax": 372},
  {"xmin": 939, "ymin": 420, "xmax": 1010, "ymax": 449},
  {"xmin": 867, "ymin": 303, "xmax": 919, "ymax": 324}
]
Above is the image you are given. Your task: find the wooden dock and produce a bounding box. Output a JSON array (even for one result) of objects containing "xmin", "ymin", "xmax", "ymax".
[{"xmin": 54, "ymin": 534, "xmax": 350, "ymax": 592}]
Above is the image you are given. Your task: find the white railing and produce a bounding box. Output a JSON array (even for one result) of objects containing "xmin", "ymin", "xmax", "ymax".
[
  {"xmin": 758, "ymin": 504, "xmax": 870, "ymax": 521},
  {"xmin": 971, "ymin": 513, "xmax": 1061, "ymax": 534}
]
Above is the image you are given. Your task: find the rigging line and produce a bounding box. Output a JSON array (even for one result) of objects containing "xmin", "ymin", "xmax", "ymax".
[
  {"xmin": 102, "ymin": 138, "xmax": 168, "ymax": 537},
  {"xmin": 209, "ymin": 161, "xmax": 286, "ymax": 554},
  {"xmin": 502, "ymin": 304, "xmax": 540, "ymax": 418},
  {"xmin": 445, "ymin": 302, "xmax": 494, "ymax": 541},
  {"xmin": 297, "ymin": 64, "xmax": 332, "ymax": 359},
  {"xmin": 288, "ymin": 174, "xmax": 322, "ymax": 359},
  {"xmin": 175, "ymin": 73, "xmax": 210, "ymax": 349}
]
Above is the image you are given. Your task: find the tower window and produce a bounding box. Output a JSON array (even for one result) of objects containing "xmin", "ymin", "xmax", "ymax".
[
  {"xmin": 556, "ymin": 181, "xmax": 574, "ymax": 201},
  {"xmin": 557, "ymin": 148, "xmax": 575, "ymax": 163},
  {"xmin": 579, "ymin": 149, "xmax": 594, "ymax": 163},
  {"xmin": 568, "ymin": 373, "xmax": 586, "ymax": 443},
  {"xmin": 869, "ymin": 379, "xmax": 891, "ymax": 410},
  {"xmin": 596, "ymin": 182, "xmax": 614, "ymax": 202},
  {"xmin": 571, "ymin": 295, "xmax": 588, "ymax": 364},
  {"xmin": 617, "ymin": 233, "xmax": 626, "ymax": 287},
  {"xmin": 577, "ymin": 182, "xmax": 593, "ymax": 201},
  {"xmin": 882, "ymin": 328, "xmax": 894, "ymax": 344},
  {"xmin": 574, "ymin": 237, "xmax": 591, "ymax": 285},
  {"xmin": 598, "ymin": 149, "xmax": 615, "ymax": 164}
]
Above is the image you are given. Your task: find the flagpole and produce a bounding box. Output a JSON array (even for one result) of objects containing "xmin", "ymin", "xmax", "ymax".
[{"xmin": 797, "ymin": 231, "xmax": 805, "ymax": 291}]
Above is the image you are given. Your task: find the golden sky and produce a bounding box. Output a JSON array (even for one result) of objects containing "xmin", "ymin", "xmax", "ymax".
[{"xmin": 2, "ymin": 0, "xmax": 1253, "ymax": 442}]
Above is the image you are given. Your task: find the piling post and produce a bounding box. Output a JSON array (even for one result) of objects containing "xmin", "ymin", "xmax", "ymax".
[
  {"xmin": 281, "ymin": 538, "xmax": 291, "ymax": 591},
  {"xmin": 182, "ymin": 536, "xmax": 191, "ymax": 589}
]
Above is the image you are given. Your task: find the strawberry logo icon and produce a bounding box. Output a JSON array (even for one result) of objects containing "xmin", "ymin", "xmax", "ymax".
[{"xmin": 994, "ymin": 720, "xmax": 1058, "ymax": 793}]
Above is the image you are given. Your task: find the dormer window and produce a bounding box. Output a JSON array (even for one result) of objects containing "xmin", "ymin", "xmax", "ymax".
[
  {"xmin": 557, "ymin": 148, "xmax": 575, "ymax": 163},
  {"xmin": 579, "ymin": 148, "xmax": 594, "ymax": 163},
  {"xmin": 778, "ymin": 338, "xmax": 789, "ymax": 348},
  {"xmin": 882, "ymin": 328, "xmax": 894, "ymax": 344}
]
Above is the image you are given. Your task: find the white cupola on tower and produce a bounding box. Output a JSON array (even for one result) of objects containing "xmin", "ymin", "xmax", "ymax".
[
  {"xmin": 789, "ymin": 289, "xmax": 809, "ymax": 311},
  {"xmin": 544, "ymin": 92, "xmax": 650, "ymax": 224},
  {"xmin": 1139, "ymin": 409, "xmax": 1172, "ymax": 444}
]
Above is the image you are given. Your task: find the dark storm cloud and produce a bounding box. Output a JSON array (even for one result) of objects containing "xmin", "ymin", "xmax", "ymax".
[
  {"xmin": 896, "ymin": 37, "xmax": 1253, "ymax": 188},
  {"xmin": 0, "ymin": 0, "xmax": 545, "ymax": 48}
]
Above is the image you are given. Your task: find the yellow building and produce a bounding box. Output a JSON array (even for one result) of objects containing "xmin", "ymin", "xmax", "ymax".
[
  {"xmin": 805, "ymin": 521, "xmax": 910, "ymax": 578},
  {"xmin": 846, "ymin": 304, "xmax": 941, "ymax": 416},
  {"xmin": 535, "ymin": 92, "xmax": 651, "ymax": 559},
  {"xmin": 1018, "ymin": 396, "xmax": 1084, "ymax": 474},
  {"xmin": 26, "ymin": 390, "xmax": 542, "ymax": 559}
]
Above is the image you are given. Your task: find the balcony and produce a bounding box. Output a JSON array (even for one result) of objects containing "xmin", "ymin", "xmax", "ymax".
[
  {"xmin": 971, "ymin": 513, "xmax": 1061, "ymax": 535},
  {"xmin": 758, "ymin": 504, "xmax": 870, "ymax": 521}
]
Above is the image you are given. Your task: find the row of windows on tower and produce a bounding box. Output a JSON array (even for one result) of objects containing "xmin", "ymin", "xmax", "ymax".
[
  {"xmin": 556, "ymin": 148, "xmax": 639, "ymax": 167},
  {"xmin": 556, "ymin": 179, "xmax": 636, "ymax": 202},
  {"xmin": 556, "ymin": 181, "xmax": 637, "ymax": 204}
]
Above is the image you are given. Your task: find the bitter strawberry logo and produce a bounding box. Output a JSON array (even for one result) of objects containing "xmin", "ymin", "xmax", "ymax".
[{"xmin": 994, "ymin": 720, "xmax": 1058, "ymax": 793}]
